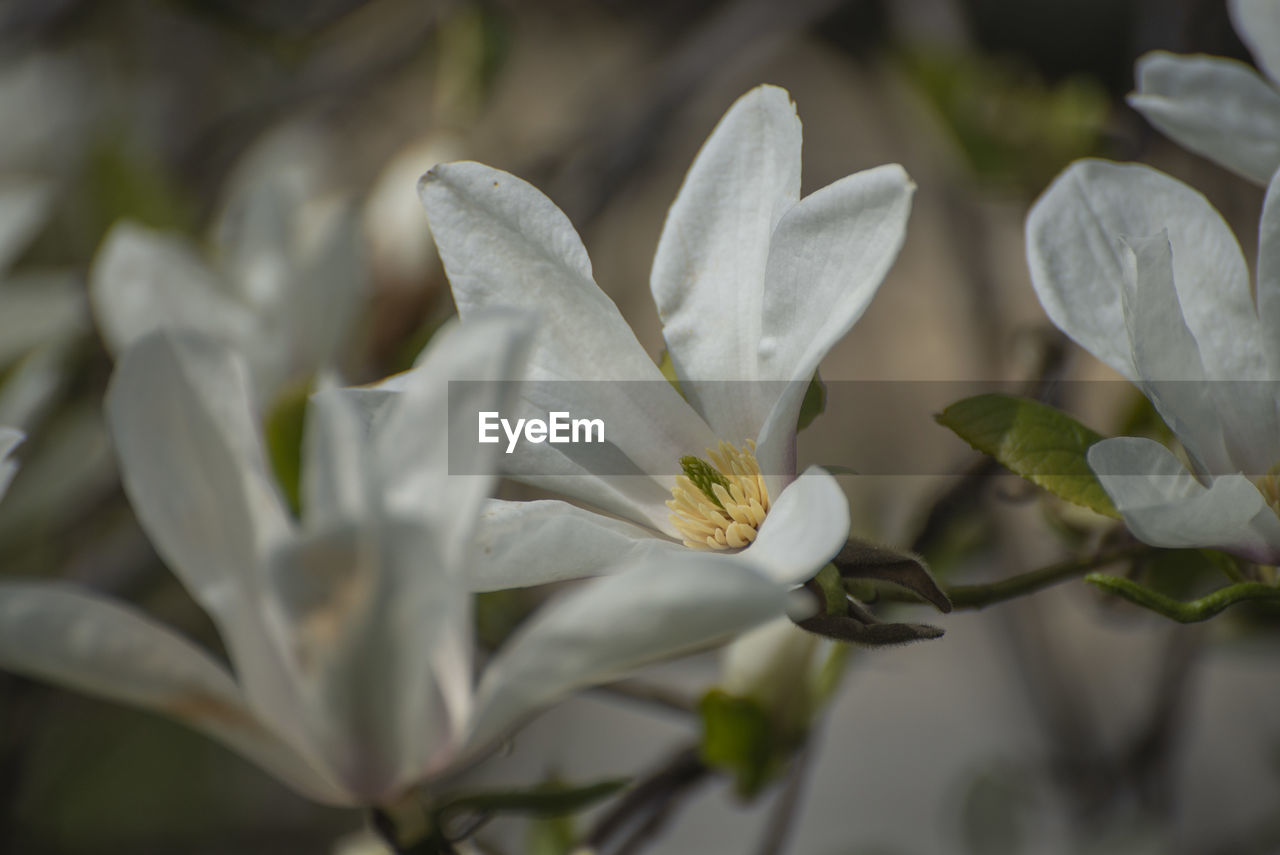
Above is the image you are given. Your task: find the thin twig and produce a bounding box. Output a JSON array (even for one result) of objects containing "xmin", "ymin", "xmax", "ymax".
[
  {"xmin": 871, "ymin": 543, "xmax": 1149, "ymax": 610},
  {"xmin": 584, "ymin": 745, "xmax": 708, "ymax": 854},
  {"xmin": 753, "ymin": 733, "xmax": 819, "ymax": 855},
  {"xmin": 946, "ymin": 543, "xmax": 1149, "ymax": 609}
]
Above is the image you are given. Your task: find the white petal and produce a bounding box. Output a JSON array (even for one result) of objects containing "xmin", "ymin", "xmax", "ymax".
[
  {"xmin": 753, "ymin": 163, "xmax": 914, "ymax": 469},
  {"xmin": 0, "ymin": 178, "xmax": 52, "ymax": 275},
  {"xmin": 105, "ymin": 331, "xmax": 305, "ymax": 740},
  {"xmin": 1027, "ymin": 159, "xmax": 1261, "ymax": 381},
  {"xmin": 0, "ymin": 582, "xmax": 346, "ymax": 804},
  {"xmin": 465, "ymin": 555, "xmax": 791, "ymax": 752},
  {"xmin": 286, "ymin": 205, "xmax": 367, "ymax": 377},
  {"xmin": 1129, "ymin": 51, "xmax": 1280, "ymax": 185},
  {"xmin": 267, "ymin": 519, "xmax": 471, "ymax": 802},
  {"xmin": 303, "ymin": 384, "xmax": 379, "ymax": 531},
  {"xmin": 375, "ymin": 312, "xmax": 534, "ymax": 569},
  {"xmin": 741, "ymin": 465, "xmax": 849, "ymax": 584},
  {"xmin": 650, "ymin": 85, "xmax": 802, "ymax": 439},
  {"xmin": 419, "ymin": 162, "xmax": 717, "ymax": 520},
  {"xmin": 1256, "ymin": 167, "xmax": 1280, "ymax": 375},
  {"xmin": 89, "ymin": 222, "xmax": 258, "ymax": 361},
  {"xmin": 1231, "ymin": 0, "xmax": 1280, "ymax": 85},
  {"xmin": 470, "ymin": 498, "xmax": 683, "ymax": 591},
  {"xmin": 1088, "ymin": 437, "xmax": 1280, "ymax": 560},
  {"xmin": 1115, "ymin": 233, "xmax": 1232, "ymax": 474}
]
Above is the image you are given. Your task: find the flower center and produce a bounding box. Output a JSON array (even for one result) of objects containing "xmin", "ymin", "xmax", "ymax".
[{"xmin": 667, "ymin": 440, "xmax": 771, "ymax": 550}]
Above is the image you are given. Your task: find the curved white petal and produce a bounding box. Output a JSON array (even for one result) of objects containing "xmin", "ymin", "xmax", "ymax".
[
  {"xmin": 303, "ymin": 385, "xmax": 378, "ymax": 531},
  {"xmin": 105, "ymin": 331, "xmax": 305, "ymax": 742},
  {"xmin": 1027, "ymin": 159, "xmax": 1261, "ymax": 382},
  {"xmin": 760, "ymin": 164, "xmax": 914, "ymax": 385},
  {"xmin": 753, "ymin": 164, "xmax": 914, "ymax": 470},
  {"xmin": 0, "ymin": 582, "xmax": 346, "ymax": 804},
  {"xmin": 89, "ymin": 222, "xmax": 258, "ymax": 361},
  {"xmin": 1256, "ymin": 168, "xmax": 1280, "ymax": 376},
  {"xmin": 1088, "ymin": 437, "xmax": 1280, "ymax": 560},
  {"xmin": 1115, "ymin": 233, "xmax": 1232, "ymax": 475},
  {"xmin": 470, "ymin": 498, "xmax": 684, "ymax": 591},
  {"xmin": 465, "ymin": 555, "xmax": 791, "ymax": 753},
  {"xmin": 1130, "ymin": 51, "xmax": 1280, "ymax": 184},
  {"xmin": 267, "ymin": 519, "xmax": 471, "ymax": 803},
  {"xmin": 375, "ymin": 312, "xmax": 534, "ymax": 569},
  {"xmin": 741, "ymin": 465, "xmax": 849, "ymax": 584},
  {"xmin": 419, "ymin": 162, "xmax": 715, "ymax": 489},
  {"xmin": 650, "ymin": 84, "xmax": 802, "ymax": 439},
  {"xmin": 286, "ymin": 206, "xmax": 368, "ymax": 377},
  {"xmin": 1231, "ymin": 0, "xmax": 1280, "ymax": 85}
]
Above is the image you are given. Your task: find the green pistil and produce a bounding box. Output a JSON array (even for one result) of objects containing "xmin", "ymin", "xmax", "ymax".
[{"xmin": 680, "ymin": 455, "xmax": 730, "ymax": 509}]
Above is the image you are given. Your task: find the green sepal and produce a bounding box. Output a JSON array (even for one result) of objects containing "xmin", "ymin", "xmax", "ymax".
[{"xmin": 936, "ymin": 393, "xmax": 1119, "ymax": 518}]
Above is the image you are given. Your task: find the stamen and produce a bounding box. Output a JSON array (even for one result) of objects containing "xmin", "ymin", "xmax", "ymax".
[{"xmin": 667, "ymin": 440, "xmax": 771, "ymax": 550}]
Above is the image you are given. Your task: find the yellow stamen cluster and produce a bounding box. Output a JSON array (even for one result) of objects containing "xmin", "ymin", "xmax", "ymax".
[{"xmin": 667, "ymin": 441, "xmax": 771, "ymax": 550}]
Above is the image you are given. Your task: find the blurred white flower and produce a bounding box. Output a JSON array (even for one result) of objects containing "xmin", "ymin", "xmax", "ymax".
[
  {"xmin": 1129, "ymin": 0, "xmax": 1280, "ymax": 184},
  {"xmin": 1028, "ymin": 158, "xmax": 1280, "ymax": 562},
  {"xmin": 89, "ymin": 131, "xmax": 368, "ymax": 405},
  {"xmin": 0, "ymin": 315, "xmax": 789, "ymax": 806},
  {"xmin": 719, "ymin": 615, "xmax": 838, "ymax": 739},
  {"xmin": 363, "ymin": 134, "xmax": 464, "ymax": 289},
  {"xmin": 414, "ymin": 84, "xmax": 914, "ymax": 594}
]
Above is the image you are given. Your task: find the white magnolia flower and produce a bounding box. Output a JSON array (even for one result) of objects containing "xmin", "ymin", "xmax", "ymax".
[
  {"xmin": 1028, "ymin": 157, "xmax": 1280, "ymax": 563},
  {"xmin": 1129, "ymin": 0, "xmax": 1280, "ymax": 184},
  {"xmin": 89, "ymin": 133, "xmax": 367, "ymax": 405},
  {"xmin": 0, "ymin": 317, "xmax": 789, "ymax": 806},
  {"xmin": 414, "ymin": 84, "xmax": 915, "ymax": 593}
]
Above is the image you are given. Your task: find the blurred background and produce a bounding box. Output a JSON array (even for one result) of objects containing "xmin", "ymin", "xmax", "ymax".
[{"xmin": 1, "ymin": 0, "xmax": 1277, "ymax": 852}]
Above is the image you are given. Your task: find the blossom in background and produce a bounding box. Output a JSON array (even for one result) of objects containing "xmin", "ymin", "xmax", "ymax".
[
  {"xmin": 1129, "ymin": 0, "xmax": 1280, "ymax": 184},
  {"xmin": 0, "ymin": 315, "xmax": 789, "ymax": 806},
  {"xmin": 1027, "ymin": 157, "xmax": 1280, "ymax": 562},
  {"xmin": 413, "ymin": 84, "xmax": 914, "ymax": 594},
  {"xmin": 89, "ymin": 128, "xmax": 367, "ymax": 405}
]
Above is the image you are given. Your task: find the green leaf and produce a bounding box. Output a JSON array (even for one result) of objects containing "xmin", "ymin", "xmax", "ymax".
[
  {"xmin": 263, "ymin": 377, "xmax": 312, "ymax": 516},
  {"xmin": 936, "ymin": 393, "xmax": 1119, "ymax": 518},
  {"xmin": 698, "ymin": 689, "xmax": 777, "ymax": 799},
  {"xmin": 796, "ymin": 372, "xmax": 826, "ymax": 432}
]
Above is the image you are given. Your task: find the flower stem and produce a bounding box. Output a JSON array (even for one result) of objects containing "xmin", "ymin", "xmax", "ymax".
[
  {"xmin": 944, "ymin": 544, "xmax": 1149, "ymax": 609},
  {"xmin": 1084, "ymin": 575, "xmax": 1280, "ymax": 623}
]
